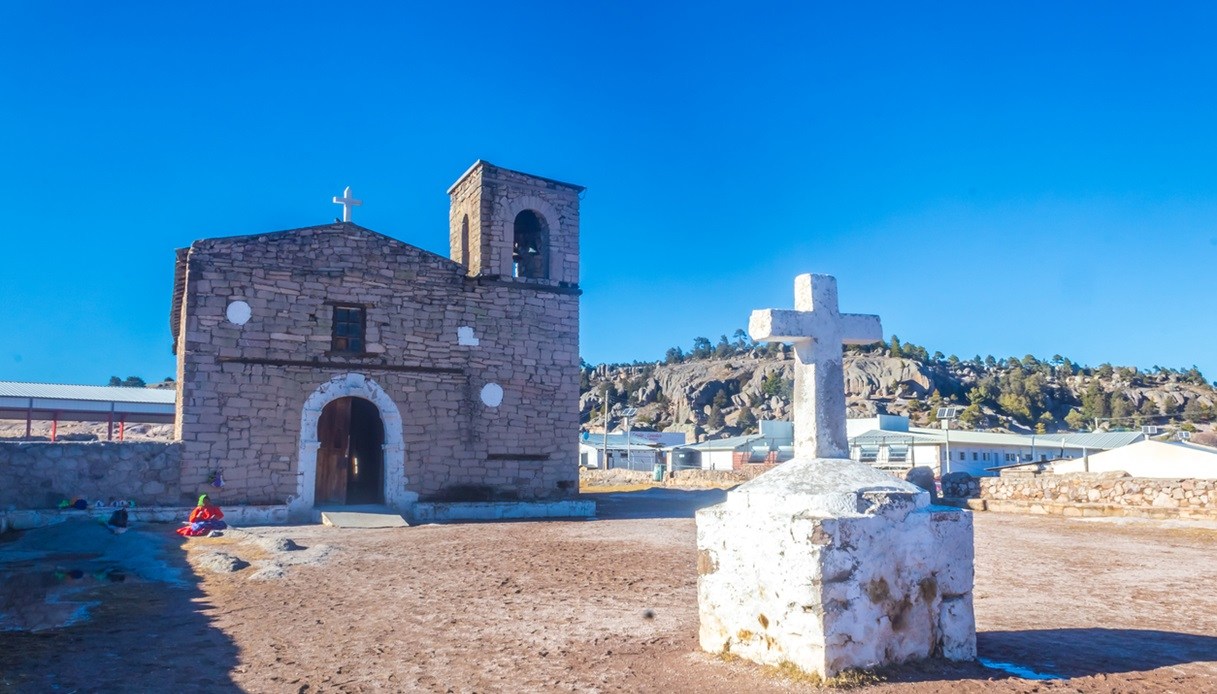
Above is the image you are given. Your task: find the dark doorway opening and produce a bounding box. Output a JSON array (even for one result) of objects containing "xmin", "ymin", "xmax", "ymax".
[{"xmin": 315, "ymin": 397, "xmax": 384, "ymax": 506}]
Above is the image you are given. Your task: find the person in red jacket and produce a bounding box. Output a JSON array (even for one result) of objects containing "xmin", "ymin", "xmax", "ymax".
[{"xmin": 176, "ymin": 494, "xmax": 227, "ymax": 537}]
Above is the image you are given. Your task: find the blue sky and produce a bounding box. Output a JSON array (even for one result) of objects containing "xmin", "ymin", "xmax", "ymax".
[{"xmin": 1, "ymin": 1, "xmax": 1214, "ymax": 385}]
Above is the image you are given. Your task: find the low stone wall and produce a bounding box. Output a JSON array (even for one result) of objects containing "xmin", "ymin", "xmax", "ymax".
[
  {"xmin": 944, "ymin": 471, "xmax": 1217, "ymax": 520},
  {"xmin": 941, "ymin": 472, "xmax": 982, "ymax": 499},
  {"xmin": 0, "ymin": 441, "xmax": 183, "ymax": 510}
]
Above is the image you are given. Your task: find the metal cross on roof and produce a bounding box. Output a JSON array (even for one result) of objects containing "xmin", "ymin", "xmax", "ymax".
[
  {"xmin": 332, "ymin": 186, "xmax": 363, "ymax": 222},
  {"xmin": 749, "ymin": 274, "xmax": 883, "ymax": 459}
]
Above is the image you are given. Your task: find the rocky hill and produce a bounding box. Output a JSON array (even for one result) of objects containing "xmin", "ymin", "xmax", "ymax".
[{"xmin": 581, "ymin": 340, "xmax": 1217, "ymax": 441}]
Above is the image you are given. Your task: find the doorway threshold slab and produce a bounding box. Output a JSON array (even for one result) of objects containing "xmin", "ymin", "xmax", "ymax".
[{"xmin": 316, "ymin": 505, "xmax": 409, "ymax": 528}]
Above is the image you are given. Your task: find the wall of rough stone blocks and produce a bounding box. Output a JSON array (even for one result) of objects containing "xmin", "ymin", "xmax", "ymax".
[
  {"xmin": 448, "ymin": 164, "xmax": 486, "ymax": 274},
  {"xmin": 0, "ymin": 442, "xmax": 182, "ymax": 509},
  {"xmin": 448, "ymin": 162, "xmax": 581, "ymax": 285},
  {"xmin": 175, "ymin": 222, "xmax": 579, "ymax": 507},
  {"xmin": 944, "ymin": 471, "xmax": 1217, "ymax": 520}
]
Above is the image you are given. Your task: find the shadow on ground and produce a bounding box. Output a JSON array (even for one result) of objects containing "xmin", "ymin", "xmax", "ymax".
[
  {"xmin": 978, "ymin": 627, "xmax": 1217, "ymax": 679},
  {"xmin": 0, "ymin": 519, "xmax": 241, "ymax": 692},
  {"xmin": 586, "ymin": 487, "xmax": 730, "ymax": 520}
]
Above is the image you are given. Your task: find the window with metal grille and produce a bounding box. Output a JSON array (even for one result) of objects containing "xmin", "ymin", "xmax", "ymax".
[{"xmin": 331, "ymin": 305, "xmax": 365, "ymax": 353}]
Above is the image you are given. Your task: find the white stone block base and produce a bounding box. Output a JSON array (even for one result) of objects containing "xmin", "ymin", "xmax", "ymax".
[{"xmin": 697, "ymin": 457, "xmax": 976, "ymax": 678}]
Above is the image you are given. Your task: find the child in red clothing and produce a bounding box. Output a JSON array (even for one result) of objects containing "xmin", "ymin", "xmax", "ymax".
[{"xmin": 176, "ymin": 494, "xmax": 227, "ymax": 537}]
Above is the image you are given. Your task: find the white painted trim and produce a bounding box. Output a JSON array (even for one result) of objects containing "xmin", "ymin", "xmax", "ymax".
[{"xmin": 291, "ymin": 373, "xmax": 416, "ymax": 519}]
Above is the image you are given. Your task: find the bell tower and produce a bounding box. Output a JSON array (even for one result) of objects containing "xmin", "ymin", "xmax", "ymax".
[{"xmin": 448, "ymin": 161, "xmax": 582, "ymax": 286}]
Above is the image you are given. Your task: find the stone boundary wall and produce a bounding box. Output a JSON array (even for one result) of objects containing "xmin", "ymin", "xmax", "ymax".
[
  {"xmin": 580, "ymin": 465, "xmax": 777, "ymax": 488},
  {"xmin": 0, "ymin": 442, "xmax": 183, "ymax": 510},
  {"xmin": 944, "ymin": 471, "xmax": 1217, "ymax": 520}
]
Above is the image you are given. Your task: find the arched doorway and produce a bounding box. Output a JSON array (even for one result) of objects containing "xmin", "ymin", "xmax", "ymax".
[{"xmin": 315, "ymin": 396, "xmax": 385, "ymax": 506}]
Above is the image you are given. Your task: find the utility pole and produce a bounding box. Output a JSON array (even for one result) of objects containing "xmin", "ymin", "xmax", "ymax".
[
  {"xmin": 937, "ymin": 406, "xmax": 961, "ymax": 477},
  {"xmin": 601, "ymin": 385, "xmax": 609, "ymax": 469},
  {"xmin": 623, "ymin": 407, "xmax": 637, "ymax": 471}
]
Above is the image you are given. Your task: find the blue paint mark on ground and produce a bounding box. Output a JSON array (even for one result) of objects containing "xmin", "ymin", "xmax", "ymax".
[{"xmin": 978, "ymin": 657, "xmax": 1063, "ymax": 680}]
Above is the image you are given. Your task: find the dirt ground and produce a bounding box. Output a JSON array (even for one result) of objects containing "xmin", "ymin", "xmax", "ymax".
[{"xmin": 3, "ymin": 488, "xmax": 1217, "ymax": 693}]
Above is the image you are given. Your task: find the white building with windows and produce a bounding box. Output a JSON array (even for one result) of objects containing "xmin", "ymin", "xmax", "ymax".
[
  {"xmin": 578, "ymin": 433, "xmax": 665, "ymax": 470},
  {"xmin": 847, "ymin": 415, "xmax": 1145, "ymax": 477}
]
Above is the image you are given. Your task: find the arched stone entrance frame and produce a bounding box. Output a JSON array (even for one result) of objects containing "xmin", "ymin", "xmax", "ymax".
[
  {"xmin": 500, "ymin": 195, "xmax": 562, "ymax": 280},
  {"xmin": 291, "ymin": 373, "xmax": 415, "ymax": 517}
]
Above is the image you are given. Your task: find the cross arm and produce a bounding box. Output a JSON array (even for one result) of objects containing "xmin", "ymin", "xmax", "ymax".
[
  {"xmin": 748, "ymin": 308, "xmax": 807, "ymax": 343},
  {"xmin": 840, "ymin": 313, "xmax": 883, "ymax": 345}
]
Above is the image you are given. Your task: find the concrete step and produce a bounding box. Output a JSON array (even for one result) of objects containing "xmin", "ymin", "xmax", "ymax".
[{"xmin": 317, "ymin": 505, "xmax": 409, "ymax": 528}]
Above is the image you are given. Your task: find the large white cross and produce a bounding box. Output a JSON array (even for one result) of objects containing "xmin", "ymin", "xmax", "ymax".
[
  {"xmin": 332, "ymin": 186, "xmax": 363, "ymax": 222},
  {"xmin": 749, "ymin": 274, "xmax": 883, "ymax": 459}
]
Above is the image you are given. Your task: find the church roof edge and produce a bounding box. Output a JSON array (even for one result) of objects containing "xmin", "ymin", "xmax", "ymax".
[
  {"xmin": 185, "ymin": 223, "xmax": 459, "ymax": 269},
  {"xmin": 180, "ymin": 221, "xmax": 460, "ymax": 272},
  {"xmin": 446, "ymin": 160, "xmax": 586, "ymax": 195}
]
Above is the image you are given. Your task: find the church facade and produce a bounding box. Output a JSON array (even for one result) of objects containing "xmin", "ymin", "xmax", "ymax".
[{"xmin": 170, "ymin": 161, "xmax": 582, "ymax": 517}]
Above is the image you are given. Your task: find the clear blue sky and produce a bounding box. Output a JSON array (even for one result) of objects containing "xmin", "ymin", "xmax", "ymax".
[{"xmin": 1, "ymin": 1, "xmax": 1214, "ymax": 385}]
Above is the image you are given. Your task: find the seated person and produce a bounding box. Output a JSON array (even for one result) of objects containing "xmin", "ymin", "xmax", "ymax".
[
  {"xmin": 176, "ymin": 494, "xmax": 227, "ymax": 537},
  {"xmin": 107, "ymin": 507, "xmax": 129, "ymax": 534}
]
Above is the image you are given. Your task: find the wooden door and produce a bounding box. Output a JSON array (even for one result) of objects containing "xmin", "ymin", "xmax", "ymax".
[{"xmin": 315, "ymin": 398, "xmax": 352, "ymax": 505}]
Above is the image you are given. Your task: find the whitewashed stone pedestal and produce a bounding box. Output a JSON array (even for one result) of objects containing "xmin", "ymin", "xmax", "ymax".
[
  {"xmin": 697, "ymin": 458, "xmax": 976, "ymax": 677},
  {"xmin": 697, "ymin": 272, "xmax": 976, "ymax": 678}
]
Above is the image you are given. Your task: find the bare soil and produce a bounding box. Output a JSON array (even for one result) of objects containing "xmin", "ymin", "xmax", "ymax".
[{"xmin": 3, "ymin": 489, "xmax": 1216, "ymax": 693}]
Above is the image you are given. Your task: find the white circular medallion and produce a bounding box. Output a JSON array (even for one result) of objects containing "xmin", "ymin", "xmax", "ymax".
[
  {"xmin": 480, "ymin": 383, "xmax": 504, "ymax": 408},
  {"xmin": 226, "ymin": 300, "xmax": 252, "ymax": 326}
]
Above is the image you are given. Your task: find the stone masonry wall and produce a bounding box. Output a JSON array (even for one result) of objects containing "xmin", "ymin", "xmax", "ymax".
[
  {"xmin": 945, "ymin": 471, "xmax": 1217, "ymax": 520},
  {"xmin": 0, "ymin": 442, "xmax": 182, "ymax": 509},
  {"xmin": 448, "ymin": 162, "xmax": 581, "ymax": 285},
  {"xmin": 176, "ymin": 223, "xmax": 579, "ymax": 508},
  {"xmin": 448, "ymin": 164, "xmax": 485, "ymax": 274}
]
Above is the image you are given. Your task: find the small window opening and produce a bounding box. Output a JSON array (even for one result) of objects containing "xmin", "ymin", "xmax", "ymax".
[
  {"xmin": 512, "ymin": 210, "xmax": 548, "ymax": 279},
  {"xmin": 332, "ymin": 305, "xmax": 366, "ymax": 353},
  {"xmin": 460, "ymin": 214, "xmax": 470, "ymax": 268}
]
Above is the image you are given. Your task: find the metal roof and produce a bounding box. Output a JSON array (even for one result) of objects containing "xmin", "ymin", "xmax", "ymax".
[
  {"xmin": 850, "ymin": 430, "xmax": 944, "ymax": 446},
  {"xmin": 0, "ymin": 381, "xmax": 176, "ymax": 405},
  {"xmin": 899, "ymin": 427, "xmax": 1143, "ymax": 451},
  {"xmin": 580, "ymin": 433, "xmax": 664, "ymax": 449},
  {"xmin": 1055, "ymin": 431, "xmax": 1146, "ymax": 449},
  {"xmin": 684, "ymin": 435, "xmax": 767, "ymax": 451}
]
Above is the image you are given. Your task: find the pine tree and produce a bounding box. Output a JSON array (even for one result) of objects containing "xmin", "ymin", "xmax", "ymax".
[{"xmin": 736, "ymin": 405, "xmax": 758, "ymax": 433}]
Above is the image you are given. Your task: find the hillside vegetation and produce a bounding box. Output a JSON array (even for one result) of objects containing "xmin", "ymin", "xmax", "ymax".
[{"xmin": 581, "ymin": 334, "xmax": 1217, "ymax": 442}]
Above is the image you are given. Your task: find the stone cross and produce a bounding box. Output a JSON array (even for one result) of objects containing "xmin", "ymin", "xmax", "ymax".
[
  {"xmin": 332, "ymin": 186, "xmax": 363, "ymax": 222},
  {"xmin": 749, "ymin": 274, "xmax": 882, "ymax": 459}
]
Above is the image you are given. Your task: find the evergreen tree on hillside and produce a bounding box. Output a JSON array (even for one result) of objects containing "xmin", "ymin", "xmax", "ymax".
[
  {"xmin": 736, "ymin": 405, "xmax": 758, "ymax": 433},
  {"xmin": 1065, "ymin": 409, "xmax": 1088, "ymax": 430},
  {"xmin": 1110, "ymin": 394, "xmax": 1133, "ymax": 424},
  {"xmin": 714, "ymin": 335, "xmax": 733, "ymax": 358}
]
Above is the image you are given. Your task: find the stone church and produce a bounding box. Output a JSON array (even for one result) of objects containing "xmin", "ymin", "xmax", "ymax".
[{"xmin": 170, "ymin": 161, "xmax": 582, "ymax": 517}]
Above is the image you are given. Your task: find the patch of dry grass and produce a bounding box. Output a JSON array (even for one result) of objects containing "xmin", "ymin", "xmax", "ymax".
[
  {"xmin": 578, "ymin": 483, "xmax": 657, "ymax": 493},
  {"xmin": 766, "ymin": 661, "xmax": 883, "ymax": 689},
  {"xmin": 716, "ymin": 653, "xmax": 883, "ymax": 689}
]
